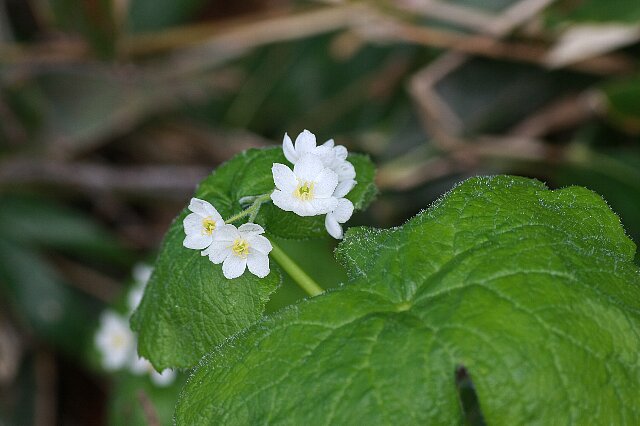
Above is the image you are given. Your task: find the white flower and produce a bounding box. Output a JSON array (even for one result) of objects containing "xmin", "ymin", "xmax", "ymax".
[
  {"xmin": 325, "ymin": 198, "xmax": 354, "ymax": 239},
  {"xmin": 202, "ymin": 223, "xmax": 272, "ymax": 279},
  {"xmin": 183, "ymin": 198, "xmax": 224, "ymax": 250},
  {"xmin": 132, "ymin": 263, "xmax": 152, "ymax": 285},
  {"xmin": 282, "ymin": 130, "xmax": 331, "ymax": 165},
  {"xmin": 150, "ymin": 368, "xmax": 177, "ymax": 386},
  {"xmin": 127, "ymin": 263, "xmax": 153, "ymax": 313},
  {"xmin": 280, "ymin": 130, "xmax": 358, "ymax": 238},
  {"xmin": 130, "ymin": 356, "xmax": 176, "ymax": 387},
  {"xmin": 271, "ymin": 155, "xmax": 339, "ymax": 216},
  {"xmin": 95, "ymin": 311, "xmax": 135, "ymax": 371}
]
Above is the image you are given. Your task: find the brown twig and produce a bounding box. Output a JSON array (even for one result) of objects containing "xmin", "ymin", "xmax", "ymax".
[
  {"xmin": 365, "ymin": 20, "xmax": 635, "ymax": 76},
  {"xmin": 137, "ymin": 390, "xmax": 160, "ymax": 426},
  {"xmin": 52, "ymin": 256, "xmax": 123, "ymax": 303},
  {"xmin": 509, "ymin": 91, "xmax": 603, "ymax": 138},
  {"xmin": 0, "ymin": 159, "xmax": 210, "ymax": 198},
  {"xmin": 34, "ymin": 350, "xmax": 57, "ymax": 426}
]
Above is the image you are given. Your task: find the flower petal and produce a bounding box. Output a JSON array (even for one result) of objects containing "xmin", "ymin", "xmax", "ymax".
[
  {"xmin": 271, "ymin": 190, "xmax": 295, "ymax": 212},
  {"xmin": 332, "ymin": 145, "xmax": 348, "ymax": 162},
  {"xmin": 283, "ymin": 133, "xmax": 297, "ymax": 163},
  {"xmin": 150, "ymin": 369, "xmax": 176, "ymax": 387},
  {"xmin": 183, "ymin": 234, "xmax": 212, "ymax": 250},
  {"xmin": 322, "ymin": 138, "xmax": 335, "ymax": 148},
  {"xmin": 222, "ymin": 255, "xmax": 247, "ymax": 279},
  {"xmin": 294, "ymin": 129, "xmax": 317, "ymax": 155},
  {"xmin": 203, "ymin": 241, "xmax": 229, "ymax": 264},
  {"xmin": 247, "ymin": 252, "xmax": 270, "ymax": 278},
  {"xmin": 309, "ymin": 197, "xmax": 338, "ymax": 215},
  {"xmin": 249, "ymin": 235, "xmax": 272, "ymax": 254},
  {"xmin": 214, "ymin": 224, "xmax": 240, "ymax": 242},
  {"xmin": 325, "ymin": 214, "xmax": 343, "ymax": 239},
  {"xmin": 294, "ymin": 154, "xmax": 325, "ymax": 182},
  {"xmin": 292, "ymin": 200, "xmax": 320, "ymax": 217},
  {"xmin": 188, "ymin": 198, "xmax": 216, "ymax": 218},
  {"xmin": 333, "ymin": 179, "xmax": 356, "ymax": 198},
  {"xmin": 313, "ymin": 169, "xmax": 338, "ymax": 198},
  {"xmin": 272, "ymin": 163, "xmax": 297, "ymax": 192},
  {"xmin": 238, "ymin": 223, "xmax": 265, "ymax": 237},
  {"xmin": 332, "ymin": 198, "xmax": 354, "ymax": 223},
  {"xmin": 183, "ymin": 213, "xmax": 203, "ymax": 235},
  {"xmin": 335, "ymin": 161, "xmax": 356, "ymax": 181}
]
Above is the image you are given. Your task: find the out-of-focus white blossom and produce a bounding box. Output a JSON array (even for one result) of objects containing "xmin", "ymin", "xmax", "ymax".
[
  {"xmin": 130, "ymin": 356, "xmax": 176, "ymax": 387},
  {"xmin": 95, "ymin": 312, "xmax": 134, "ymax": 371}
]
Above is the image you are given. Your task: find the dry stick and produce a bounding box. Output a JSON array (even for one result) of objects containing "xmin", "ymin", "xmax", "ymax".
[
  {"xmin": 0, "ymin": 5, "xmax": 359, "ymax": 71},
  {"xmin": 386, "ymin": 24, "xmax": 634, "ymax": 76},
  {"xmin": 376, "ymin": 136, "xmax": 551, "ymax": 191},
  {"xmin": 138, "ymin": 390, "xmax": 160, "ymax": 426},
  {"xmin": 392, "ymin": 0, "xmax": 497, "ymax": 33},
  {"xmin": 0, "ymin": 160, "xmax": 210, "ymax": 198},
  {"xmin": 52, "ymin": 256, "xmax": 123, "ymax": 303},
  {"xmin": 156, "ymin": 5, "xmax": 362, "ymax": 79},
  {"xmin": 34, "ymin": 351, "xmax": 57, "ymax": 426},
  {"xmin": 407, "ymin": 0, "xmax": 560, "ymax": 148},
  {"xmin": 509, "ymin": 91, "xmax": 603, "ymax": 138}
]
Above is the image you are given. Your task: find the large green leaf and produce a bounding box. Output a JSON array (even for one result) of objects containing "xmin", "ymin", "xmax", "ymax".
[
  {"xmin": 177, "ymin": 175, "xmax": 640, "ymax": 424},
  {"xmin": 131, "ymin": 147, "xmax": 375, "ymax": 369}
]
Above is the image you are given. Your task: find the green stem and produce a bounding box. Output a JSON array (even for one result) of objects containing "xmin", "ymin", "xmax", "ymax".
[
  {"xmin": 225, "ymin": 192, "xmax": 272, "ymax": 224},
  {"xmin": 269, "ymin": 241, "xmax": 324, "ymax": 297}
]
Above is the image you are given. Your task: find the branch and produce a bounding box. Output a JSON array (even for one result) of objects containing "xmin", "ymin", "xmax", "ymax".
[{"xmin": 0, "ymin": 159, "xmax": 210, "ymax": 198}]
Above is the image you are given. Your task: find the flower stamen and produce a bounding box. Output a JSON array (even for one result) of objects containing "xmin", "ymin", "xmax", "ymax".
[
  {"xmin": 231, "ymin": 239, "xmax": 250, "ymax": 258},
  {"xmin": 294, "ymin": 181, "xmax": 314, "ymax": 201},
  {"xmin": 202, "ymin": 217, "xmax": 217, "ymax": 235}
]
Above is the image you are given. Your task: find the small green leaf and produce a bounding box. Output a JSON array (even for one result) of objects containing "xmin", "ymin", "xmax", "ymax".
[
  {"xmin": 131, "ymin": 147, "xmax": 375, "ymax": 369},
  {"xmin": 177, "ymin": 176, "xmax": 640, "ymax": 424}
]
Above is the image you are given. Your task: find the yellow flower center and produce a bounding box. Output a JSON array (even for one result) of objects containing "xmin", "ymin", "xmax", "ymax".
[
  {"xmin": 111, "ymin": 333, "xmax": 126, "ymax": 349},
  {"xmin": 202, "ymin": 217, "xmax": 217, "ymax": 235},
  {"xmin": 231, "ymin": 239, "xmax": 250, "ymax": 258},
  {"xmin": 294, "ymin": 181, "xmax": 314, "ymax": 201}
]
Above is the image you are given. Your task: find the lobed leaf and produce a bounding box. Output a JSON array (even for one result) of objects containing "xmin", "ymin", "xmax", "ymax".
[
  {"xmin": 131, "ymin": 147, "xmax": 376, "ymax": 369},
  {"xmin": 177, "ymin": 175, "xmax": 640, "ymax": 424}
]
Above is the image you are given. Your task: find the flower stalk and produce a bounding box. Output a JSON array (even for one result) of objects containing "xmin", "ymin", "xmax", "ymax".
[
  {"xmin": 225, "ymin": 192, "xmax": 273, "ymax": 224},
  {"xmin": 269, "ymin": 241, "xmax": 324, "ymax": 297}
]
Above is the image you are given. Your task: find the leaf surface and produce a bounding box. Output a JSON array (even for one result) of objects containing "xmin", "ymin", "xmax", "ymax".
[
  {"xmin": 132, "ymin": 147, "xmax": 375, "ymax": 368},
  {"xmin": 177, "ymin": 175, "xmax": 640, "ymax": 424}
]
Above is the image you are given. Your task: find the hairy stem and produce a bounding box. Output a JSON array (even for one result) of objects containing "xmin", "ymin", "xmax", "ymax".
[
  {"xmin": 225, "ymin": 192, "xmax": 273, "ymax": 224},
  {"xmin": 269, "ymin": 241, "xmax": 324, "ymax": 297}
]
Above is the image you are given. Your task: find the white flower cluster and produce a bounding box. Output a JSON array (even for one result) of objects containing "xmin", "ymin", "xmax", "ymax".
[
  {"xmin": 180, "ymin": 130, "xmax": 355, "ymax": 279},
  {"xmin": 272, "ymin": 130, "xmax": 356, "ymax": 239},
  {"xmin": 183, "ymin": 198, "xmax": 273, "ymax": 279},
  {"xmin": 94, "ymin": 264, "xmax": 176, "ymax": 386}
]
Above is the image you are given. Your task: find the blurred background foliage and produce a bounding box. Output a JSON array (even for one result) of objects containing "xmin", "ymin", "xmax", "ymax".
[{"xmin": 0, "ymin": 0, "xmax": 639, "ymax": 424}]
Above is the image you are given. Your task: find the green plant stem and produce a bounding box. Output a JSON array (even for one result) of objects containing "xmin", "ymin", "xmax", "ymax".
[
  {"xmin": 225, "ymin": 192, "xmax": 272, "ymax": 224},
  {"xmin": 269, "ymin": 241, "xmax": 324, "ymax": 297}
]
